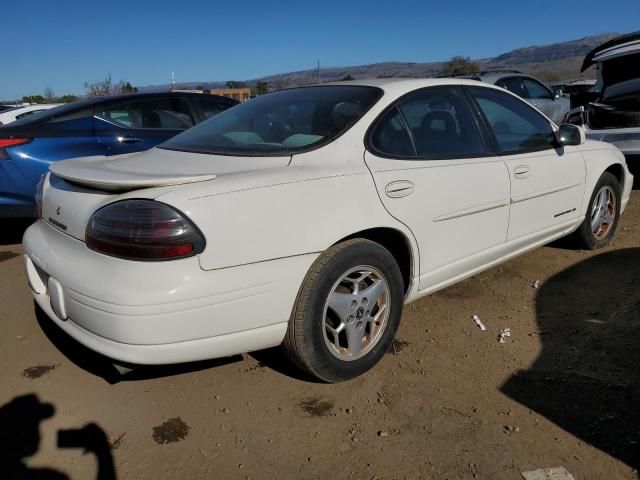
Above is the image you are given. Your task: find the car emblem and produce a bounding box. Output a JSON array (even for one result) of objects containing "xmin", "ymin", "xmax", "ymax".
[
  {"xmin": 56, "ymin": 206, "xmax": 61, "ymax": 215},
  {"xmin": 355, "ymin": 307, "xmax": 365, "ymax": 320}
]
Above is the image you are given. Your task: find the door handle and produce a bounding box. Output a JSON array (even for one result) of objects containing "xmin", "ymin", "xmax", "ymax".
[
  {"xmin": 513, "ymin": 165, "xmax": 531, "ymax": 179},
  {"xmin": 117, "ymin": 136, "xmax": 142, "ymax": 144},
  {"xmin": 385, "ymin": 180, "xmax": 415, "ymax": 198}
]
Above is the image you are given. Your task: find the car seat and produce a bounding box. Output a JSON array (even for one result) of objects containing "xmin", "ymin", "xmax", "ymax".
[
  {"xmin": 142, "ymin": 111, "xmax": 162, "ymax": 128},
  {"xmin": 416, "ymin": 111, "xmax": 457, "ymax": 154}
]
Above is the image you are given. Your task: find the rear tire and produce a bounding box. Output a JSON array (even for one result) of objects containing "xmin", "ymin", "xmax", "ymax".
[
  {"xmin": 283, "ymin": 239, "xmax": 404, "ymax": 383},
  {"xmin": 572, "ymin": 171, "xmax": 621, "ymax": 249}
]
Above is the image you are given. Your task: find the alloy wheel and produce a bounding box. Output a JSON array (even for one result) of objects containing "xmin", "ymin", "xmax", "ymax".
[
  {"xmin": 590, "ymin": 185, "xmax": 617, "ymax": 240},
  {"xmin": 322, "ymin": 266, "xmax": 391, "ymax": 361}
]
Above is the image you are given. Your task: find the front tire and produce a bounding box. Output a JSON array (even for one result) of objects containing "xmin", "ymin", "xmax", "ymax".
[
  {"xmin": 283, "ymin": 239, "xmax": 404, "ymax": 382},
  {"xmin": 573, "ymin": 171, "xmax": 621, "ymax": 249}
]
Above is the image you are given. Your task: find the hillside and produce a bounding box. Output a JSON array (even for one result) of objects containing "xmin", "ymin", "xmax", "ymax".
[{"xmin": 141, "ymin": 33, "xmax": 618, "ymax": 92}]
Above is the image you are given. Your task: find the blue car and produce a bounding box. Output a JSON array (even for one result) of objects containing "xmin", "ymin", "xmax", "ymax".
[{"xmin": 0, "ymin": 92, "xmax": 238, "ymax": 218}]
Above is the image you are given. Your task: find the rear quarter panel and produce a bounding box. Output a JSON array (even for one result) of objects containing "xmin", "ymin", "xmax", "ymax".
[
  {"xmin": 155, "ymin": 145, "xmax": 418, "ymax": 276},
  {"xmin": 164, "ymin": 169, "xmax": 414, "ymax": 271}
]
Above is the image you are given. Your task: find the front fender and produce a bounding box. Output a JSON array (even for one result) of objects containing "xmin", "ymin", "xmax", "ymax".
[{"xmin": 577, "ymin": 140, "xmax": 632, "ymax": 215}]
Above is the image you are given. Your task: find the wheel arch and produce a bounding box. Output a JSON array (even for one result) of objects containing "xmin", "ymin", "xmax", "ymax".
[
  {"xmin": 579, "ymin": 146, "xmax": 628, "ymax": 217},
  {"xmin": 604, "ymin": 163, "xmax": 625, "ymax": 188},
  {"xmin": 334, "ymin": 227, "xmax": 415, "ymax": 296}
]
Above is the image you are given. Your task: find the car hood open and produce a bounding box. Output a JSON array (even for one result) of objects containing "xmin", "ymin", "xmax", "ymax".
[{"xmin": 49, "ymin": 147, "xmax": 291, "ymax": 191}]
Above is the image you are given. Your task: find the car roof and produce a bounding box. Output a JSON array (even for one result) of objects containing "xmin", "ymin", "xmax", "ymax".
[
  {"xmin": 473, "ymin": 72, "xmax": 540, "ymax": 84},
  {"xmin": 64, "ymin": 90, "xmax": 235, "ymax": 108},
  {"xmin": 1, "ymin": 91, "xmax": 237, "ymax": 129},
  {"xmin": 320, "ymin": 77, "xmax": 503, "ymax": 95}
]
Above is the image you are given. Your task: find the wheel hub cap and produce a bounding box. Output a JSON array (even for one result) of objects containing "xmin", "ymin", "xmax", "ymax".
[
  {"xmin": 322, "ymin": 266, "xmax": 391, "ymax": 361},
  {"xmin": 590, "ymin": 186, "xmax": 616, "ymax": 240}
]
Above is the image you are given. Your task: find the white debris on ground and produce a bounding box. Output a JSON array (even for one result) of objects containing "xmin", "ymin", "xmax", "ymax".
[
  {"xmin": 532, "ymin": 280, "xmax": 541, "ymax": 289},
  {"xmin": 521, "ymin": 467, "xmax": 576, "ymax": 480},
  {"xmin": 471, "ymin": 314, "xmax": 486, "ymax": 331},
  {"xmin": 498, "ymin": 328, "xmax": 511, "ymax": 343}
]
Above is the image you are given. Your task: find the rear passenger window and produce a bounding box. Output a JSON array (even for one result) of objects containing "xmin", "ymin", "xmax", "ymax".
[
  {"xmin": 468, "ymin": 87, "xmax": 556, "ymax": 154},
  {"xmin": 96, "ymin": 104, "xmax": 133, "ymax": 128},
  {"xmin": 194, "ymin": 97, "xmax": 232, "ymax": 119},
  {"xmin": 397, "ymin": 87, "xmax": 487, "ymax": 158},
  {"xmin": 15, "ymin": 110, "xmax": 42, "ymax": 120},
  {"xmin": 369, "ymin": 106, "xmax": 416, "ymax": 157},
  {"xmin": 499, "ymin": 77, "xmax": 527, "ymax": 98},
  {"xmin": 128, "ymin": 98, "xmax": 195, "ymax": 129}
]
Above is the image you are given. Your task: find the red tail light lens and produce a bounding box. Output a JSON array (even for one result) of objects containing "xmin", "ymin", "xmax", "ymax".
[
  {"xmin": 0, "ymin": 138, "xmax": 31, "ymax": 148},
  {"xmin": 0, "ymin": 138, "xmax": 31, "ymax": 160},
  {"xmin": 86, "ymin": 200, "xmax": 205, "ymax": 261}
]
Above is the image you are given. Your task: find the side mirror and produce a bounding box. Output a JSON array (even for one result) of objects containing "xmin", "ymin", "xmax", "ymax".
[
  {"xmin": 553, "ymin": 88, "xmax": 563, "ymax": 99},
  {"xmin": 556, "ymin": 124, "xmax": 585, "ymax": 146}
]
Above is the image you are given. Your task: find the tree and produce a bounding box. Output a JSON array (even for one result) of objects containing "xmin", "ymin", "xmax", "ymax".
[
  {"xmin": 195, "ymin": 85, "xmax": 204, "ymax": 91},
  {"xmin": 120, "ymin": 82, "xmax": 138, "ymax": 93},
  {"xmin": 58, "ymin": 95, "xmax": 78, "ymax": 103},
  {"xmin": 84, "ymin": 74, "xmax": 137, "ymax": 96},
  {"xmin": 254, "ymin": 81, "xmax": 270, "ymax": 95},
  {"xmin": 340, "ymin": 74, "xmax": 354, "ymax": 81},
  {"xmin": 440, "ymin": 56, "xmax": 479, "ymax": 76},
  {"xmin": 43, "ymin": 86, "xmax": 55, "ymax": 103},
  {"xmin": 226, "ymin": 81, "xmax": 247, "ymax": 89},
  {"xmin": 22, "ymin": 95, "xmax": 46, "ymax": 104},
  {"xmin": 84, "ymin": 74, "xmax": 114, "ymax": 96}
]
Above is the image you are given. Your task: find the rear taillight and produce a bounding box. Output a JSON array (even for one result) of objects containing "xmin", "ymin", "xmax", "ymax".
[
  {"xmin": 0, "ymin": 138, "xmax": 31, "ymax": 148},
  {"xmin": 85, "ymin": 200, "xmax": 205, "ymax": 261},
  {"xmin": 0, "ymin": 138, "xmax": 31, "ymax": 160}
]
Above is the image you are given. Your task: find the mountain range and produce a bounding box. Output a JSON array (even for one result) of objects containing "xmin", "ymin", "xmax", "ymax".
[{"xmin": 140, "ymin": 33, "xmax": 618, "ymax": 92}]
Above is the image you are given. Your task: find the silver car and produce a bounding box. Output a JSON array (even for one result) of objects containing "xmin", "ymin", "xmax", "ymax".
[
  {"xmin": 470, "ymin": 71, "xmax": 570, "ymax": 124},
  {"xmin": 566, "ymin": 31, "xmax": 640, "ymax": 164}
]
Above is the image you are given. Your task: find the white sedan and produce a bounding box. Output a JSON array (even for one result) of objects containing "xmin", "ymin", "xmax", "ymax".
[
  {"xmin": 23, "ymin": 79, "xmax": 633, "ymax": 382},
  {"xmin": 0, "ymin": 103, "xmax": 61, "ymax": 125}
]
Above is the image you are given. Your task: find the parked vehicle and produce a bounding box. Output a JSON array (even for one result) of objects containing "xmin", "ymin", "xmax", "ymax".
[
  {"xmin": 0, "ymin": 104, "xmax": 61, "ymax": 126},
  {"xmin": 24, "ymin": 79, "xmax": 633, "ymax": 382},
  {"xmin": 0, "ymin": 92, "xmax": 237, "ymax": 217},
  {"xmin": 566, "ymin": 31, "xmax": 640, "ymax": 163},
  {"xmin": 549, "ymin": 79, "xmax": 597, "ymax": 98},
  {"xmin": 466, "ymin": 71, "xmax": 570, "ymax": 124}
]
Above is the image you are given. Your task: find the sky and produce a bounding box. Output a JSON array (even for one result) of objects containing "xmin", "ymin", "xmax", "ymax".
[{"xmin": 2, "ymin": 0, "xmax": 638, "ymax": 99}]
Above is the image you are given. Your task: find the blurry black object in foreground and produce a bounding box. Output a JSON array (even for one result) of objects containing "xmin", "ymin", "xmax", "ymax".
[
  {"xmin": 0, "ymin": 218, "xmax": 34, "ymax": 245},
  {"xmin": 0, "ymin": 393, "xmax": 116, "ymax": 479}
]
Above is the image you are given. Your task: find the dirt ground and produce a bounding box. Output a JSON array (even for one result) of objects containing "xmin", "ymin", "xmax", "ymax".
[{"xmin": 1, "ymin": 192, "xmax": 638, "ymax": 480}]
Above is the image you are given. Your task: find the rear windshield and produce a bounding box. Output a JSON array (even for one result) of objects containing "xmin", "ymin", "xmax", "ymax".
[
  {"xmin": 7, "ymin": 102, "xmax": 91, "ymax": 127},
  {"xmin": 159, "ymin": 86, "xmax": 382, "ymax": 156}
]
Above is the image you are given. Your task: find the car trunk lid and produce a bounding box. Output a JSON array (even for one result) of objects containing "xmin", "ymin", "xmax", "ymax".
[{"xmin": 43, "ymin": 147, "xmax": 291, "ymax": 240}]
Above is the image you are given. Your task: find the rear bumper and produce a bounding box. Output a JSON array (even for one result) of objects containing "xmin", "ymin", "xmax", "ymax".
[
  {"xmin": 31, "ymin": 291, "xmax": 288, "ymax": 365},
  {"xmin": 23, "ymin": 220, "xmax": 317, "ymax": 365},
  {"xmin": 622, "ymin": 164, "xmax": 634, "ymax": 214}
]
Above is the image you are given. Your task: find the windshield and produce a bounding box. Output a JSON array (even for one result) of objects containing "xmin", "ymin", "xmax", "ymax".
[{"xmin": 159, "ymin": 86, "xmax": 382, "ymax": 156}]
